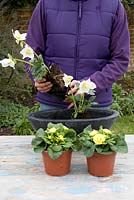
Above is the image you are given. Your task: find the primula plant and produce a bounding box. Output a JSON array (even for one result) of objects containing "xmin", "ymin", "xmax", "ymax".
[
  {"xmin": 63, "ymin": 74, "xmax": 97, "ymax": 118},
  {"xmin": 79, "ymin": 125, "xmax": 128, "ymax": 157},
  {"xmin": 0, "ymin": 30, "xmax": 66, "ymax": 94},
  {"xmin": 31, "ymin": 122, "xmax": 79, "ymax": 160}
]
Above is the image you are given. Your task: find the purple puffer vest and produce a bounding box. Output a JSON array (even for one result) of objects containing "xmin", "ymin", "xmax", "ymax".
[{"xmin": 26, "ymin": 0, "xmax": 129, "ymax": 107}]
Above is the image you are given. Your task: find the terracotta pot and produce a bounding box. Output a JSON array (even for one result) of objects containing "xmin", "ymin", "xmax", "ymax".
[
  {"xmin": 86, "ymin": 152, "xmax": 116, "ymax": 177},
  {"xmin": 42, "ymin": 150, "xmax": 72, "ymax": 176}
]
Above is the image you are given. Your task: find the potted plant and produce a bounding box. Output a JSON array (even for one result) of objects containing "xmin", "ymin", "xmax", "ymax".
[
  {"xmin": 31, "ymin": 122, "xmax": 79, "ymax": 176},
  {"xmin": 78, "ymin": 126, "xmax": 128, "ymax": 176}
]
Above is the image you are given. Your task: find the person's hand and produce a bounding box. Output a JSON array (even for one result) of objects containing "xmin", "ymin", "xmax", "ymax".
[
  {"xmin": 67, "ymin": 80, "xmax": 80, "ymax": 108},
  {"xmin": 34, "ymin": 78, "xmax": 53, "ymax": 93},
  {"xmin": 68, "ymin": 80, "xmax": 79, "ymax": 96}
]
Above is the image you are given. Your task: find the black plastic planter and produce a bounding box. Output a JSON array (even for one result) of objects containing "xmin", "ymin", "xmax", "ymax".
[{"xmin": 27, "ymin": 108, "xmax": 119, "ymax": 133}]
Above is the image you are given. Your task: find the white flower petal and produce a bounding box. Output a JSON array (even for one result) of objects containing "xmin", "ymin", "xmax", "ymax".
[
  {"xmin": 63, "ymin": 74, "xmax": 73, "ymax": 87},
  {"xmin": 79, "ymin": 79, "xmax": 96, "ymax": 94},
  {"xmin": 12, "ymin": 30, "xmax": 27, "ymax": 42},
  {"xmin": 20, "ymin": 45, "xmax": 34, "ymax": 59},
  {"xmin": 0, "ymin": 58, "xmax": 15, "ymax": 69}
]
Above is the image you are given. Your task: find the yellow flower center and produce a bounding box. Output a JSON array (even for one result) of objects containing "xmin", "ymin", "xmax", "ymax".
[
  {"xmin": 16, "ymin": 35, "xmax": 21, "ymax": 40},
  {"xmin": 7, "ymin": 60, "xmax": 11, "ymax": 65},
  {"xmin": 81, "ymin": 82, "xmax": 88, "ymax": 90},
  {"xmin": 25, "ymin": 48, "xmax": 32, "ymax": 55}
]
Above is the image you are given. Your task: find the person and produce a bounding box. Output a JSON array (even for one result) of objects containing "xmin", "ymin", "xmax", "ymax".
[{"xmin": 26, "ymin": 0, "xmax": 130, "ymax": 111}]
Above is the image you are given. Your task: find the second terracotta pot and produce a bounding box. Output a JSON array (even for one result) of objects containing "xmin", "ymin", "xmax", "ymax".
[
  {"xmin": 42, "ymin": 150, "xmax": 72, "ymax": 176},
  {"xmin": 86, "ymin": 152, "xmax": 116, "ymax": 177}
]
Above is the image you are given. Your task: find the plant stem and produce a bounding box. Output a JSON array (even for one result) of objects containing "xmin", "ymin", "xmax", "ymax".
[
  {"xmin": 15, "ymin": 58, "xmax": 34, "ymax": 66},
  {"xmin": 70, "ymin": 88, "xmax": 78, "ymax": 118}
]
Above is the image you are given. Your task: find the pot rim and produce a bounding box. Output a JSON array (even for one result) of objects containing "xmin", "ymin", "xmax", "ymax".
[{"xmin": 27, "ymin": 108, "xmax": 119, "ymax": 122}]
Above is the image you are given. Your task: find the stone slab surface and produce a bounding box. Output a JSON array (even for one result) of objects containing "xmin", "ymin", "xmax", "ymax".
[{"xmin": 0, "ymin": 135, "xmax": 134, "ymax": 200}]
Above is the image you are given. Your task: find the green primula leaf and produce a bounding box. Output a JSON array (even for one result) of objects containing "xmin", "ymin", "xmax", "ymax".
[
  {"xmin": 63, "ymin": 142, "xmax": 73, "ymax": 149},
  {"xmin": 33, "ymin": 145, "xmax": 46, "ymax": 153},
  {"xmin": 51, "ymin": 145, "xmax": 62, "ymax": 152},
  {"xmin": 65, "ymin": 130, "xmax": 76, "ymax": 139},
  {"xmin": 110, "ymin": 144, "xmax": 119, "ymax": 152},
  {"xmin": 82, "ymin": 140, "xmax": 93, "ymax": 147},
  {"xmin": 36, "ymin": 128, "xmax": 45, "ymax": 138},
  {"xmin": 48, "ymin": 148, "xmax": 62, "ymax": 160},
  {"xmin": 82, "ymin": 145, "xmax": 95, "ymax": 157},
  {"xmin": 82, "ymin": 125, "xmax": 92, "ymax": 134},
  {"xmin": 43, "ymin": 137, "xmax": 52, "ymax": 145},
  {"xmin": 31, "ymin": 137, "xmax": 43, "ymax": 146},
  {"xmin": 47, "ymin": 122, "xmax": 56, "ymax": 129},
  {"xmin": 116, "ymin": 140, "xmax": 128, "ymax": 153},
  {"xmin": 96, "ymin": 146, "xmax": 103, "ymax": 153},
  {"xmin": 72, "ymin": 141, "xmax": 82, "ymax": 151}
]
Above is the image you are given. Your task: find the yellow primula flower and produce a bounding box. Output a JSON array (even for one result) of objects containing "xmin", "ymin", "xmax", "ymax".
[
  {"xmin": 48, "ymin": 127, "xmax": 57, "ymax": 133},
  {"xmin": 63, "ymin": 125, "xmax": 69, "ymax": 130},
  {"xmin": 93, "ymin": 134, "xmax": 106, "ymax": 145},
  {"xmin": 103, "ymin": 129, "xmax": 112, "ymax": 135},
  {"xmin": 59, "ymin": 135, "xmax": 64, "ymax": 141},
  {"xmin": 89, "ymin": 130, "xmax": 98, "ymax": 137},
  {"xmin": 48, "ymin": 135, "xmax": 52, "ymax": 139}
]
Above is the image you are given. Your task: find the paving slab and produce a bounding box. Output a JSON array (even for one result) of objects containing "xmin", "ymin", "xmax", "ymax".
[{"xmin": 0, "ymin": 135, "xmax": 134, "ymax": 200}]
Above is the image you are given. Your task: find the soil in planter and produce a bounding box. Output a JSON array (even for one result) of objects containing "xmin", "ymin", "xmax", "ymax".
[
  {"xmin": 76, "ymin": 112, "xmax": 91, "ymax": 119},
  {"xmin": 45, "ymin": 63, "xmax": 67, "ymax": 99}
]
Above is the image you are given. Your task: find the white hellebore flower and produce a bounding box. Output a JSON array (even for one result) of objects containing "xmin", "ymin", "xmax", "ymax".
[
  {"xmin": 0, "ymin": 58, "xmax": 15, "ymax": 69},
  {"xmin": 63, "ymin": 74, "xmax": 73, "ymax": 87},
  {"xmin": 12, "ymin": 30, "xmax": 27, "ymax": 43},
  {"xmin": 20, "ymin": 45, "xmax": 34, "ymax": 59},
  {"xmin": 79, "ymin": 79, "xmax": 96, "ymax": 94}
]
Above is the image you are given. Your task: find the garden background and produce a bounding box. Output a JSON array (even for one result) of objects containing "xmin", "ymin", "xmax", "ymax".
[{"xmin": 0, "ymin": 0, "xmax": 134, "ymax": 135}]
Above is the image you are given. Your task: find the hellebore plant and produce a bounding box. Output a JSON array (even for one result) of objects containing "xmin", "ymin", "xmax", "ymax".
[
  {"xmin": 0, "ymin": 30, "xmax": 67, "ymax": 94},
  {"xmin": 79, "ymin": 125, "xmax": 128, "ymax": 157},
  {"xmin": 63, "ymin": 74, "xmax": 97, "ymax": 118},
  {"xmin": 0, "ymin": 30, "xmax": 49, "ymax": 80},
  {"xmin": 31, "ymin": 122, "xmax": 79, "ymax": 160}
]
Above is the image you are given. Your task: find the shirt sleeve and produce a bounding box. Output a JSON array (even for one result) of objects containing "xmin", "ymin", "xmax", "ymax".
[
  {"xmin": 25, "ymin": 0, "xmax": 46, "ymax": 81},
  {"xmin": 90, "ymin": 0, "xmax": 130, "ymax": 91}
]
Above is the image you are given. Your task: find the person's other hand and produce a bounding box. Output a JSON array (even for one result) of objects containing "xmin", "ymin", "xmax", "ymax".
[{"xmin": 34, "ymin": 78, "xmax": 53, "ymax": 93}]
